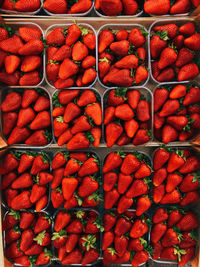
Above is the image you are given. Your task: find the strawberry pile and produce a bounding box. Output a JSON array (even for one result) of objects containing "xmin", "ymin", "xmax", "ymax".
[
  {"xmin": 43, "ymin": 0, "xmax": 92, "ymax": 14},
  {"xmin": 0, "ymin": 151, "xmax": 53, "ymax": 211},
  {"xmin": 1, "ymin": 88, "xmax": 52, "ymax": 146},
  {"xmin": 154, "ymin": 83, "xmax": 200, "ymax": 143},
  {"xmin": 46, "ymin": 23, "xmax": 96, "ymax": 89},
  {"xmin": 95, "ymin": 0, "xmax": 141, "ymax": 16},
  {"xmin": 3, "ymin": 210, "xmax": 52, "ymax": 266},
  {"xmin": 144, "ymin": 0, "xmax": 199, "ymax": 16},
  {"xmin": 52, "ymin": 89, "xmax": 102, "ymax": 149},
  {"xmin": 150, "ymin": 21, "xmax": 200, "ymax": 83},
  {"xmin": 1, "ymin": 0, "xmax": 41, "ymax": 13},
  {"xmin": 103, "ymin": 210, "xmax": 152, "ymax": 266},
  {"xmin": 52, "ymin": 209, "xmax": 101, "ymax": 265},
  {"xmin": 98, "ymin": 27, "xmax": 149, "ymax": 87},
  {"xmin": 153, "ymin": 147, "xmax": 200, "ymax": 206},
  {"xmin": 0, "ymin": 24, "xmax": 44, "ymax": 86},
  {"xmin": 104, "ymin": 88, "xmax": 152, "ymax": 147},
  {"xmin": 51, "ymin": 151, "xmax": 101, "ymax": 209},
  {"xmin": 103, "ymin": 152, "xmax": 152, "ymax": 215},
  {"xmin": 151, "ymin": 207, "xmax": 198, "ymax": 266}
]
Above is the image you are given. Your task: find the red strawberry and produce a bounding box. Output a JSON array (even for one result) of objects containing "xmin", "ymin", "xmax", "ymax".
[
  {"xmin": 154, "ymin": 87, "xmax": 169, "ymax": 112},
  {"xmin": 17, "ymin": 107, "xmax": 36, "ymax": 128},
  {"xmin": 0, "ymin": 34, "xmax": 24, "ymax": 54},
  {"xmin": 5, "ymin": 55, "xmax": 20, "ymax": 74},
  {"xmin": 135, "ymin": 66, "xmax": 148, "ymax": 84},
  {"xmin": 66, "ymin": 132, "xmax": 90, "ymax": 150},
  {"xmin": 126, "ymin": 179, "xmax": 148, "ymax": 198},
  {"xmin": 54, "ymin": 117, "xmax": 68, "ymax": 137},
  {"xmin": 0, "ymin": 152, "xmax": 19, "ymax": 175},
  {"xmin": 150, "ymin": 34, "xmax": 168, "ymax": 59},
  {"xmin": 167, "ymin": 209, "xmax": 184, "ymax": 227},
  {"xmin": 115, "ymin": 217, "xmax": 132, "ymax": 236},
  {"xmin": 117, "ymin": 173, "xmax": 133, "ymax": 194},
  {"xmin": 160, "ymin": 247, "xmax": 178, "ymax": 261},
  {"xmin": 156, "ymin": 67, "xmax": 175, "ymax": 82},
  {"xmin": 179, "ymin": 156, "xmax": 200, "ymax": 174},
  {"xmin": 104, "ymin": 188, "xmax": 120, "ymax": 209},
  {"xmin": 1, "ymin": 92, "xmax": 21, "ymax": 112},
  {"xmin": 151, "ymin": 222, "xmax": 167, "ymax": 243},
  {"xmin": 166, "ymin": 173, "xmax": 183, "ymax": 193},
  {"xmin": 19, "ymin": 39, "xmax": 44, "ymax": 56},
  {"xmin": 102, "ymin": 231, "xmax": 114, "ymax": 251},
  {"xmin": 30, "ymin": 184, "xmax": 47, "ymax": 203},
  {"xmin": 178, "ymin": 63, "xmax": 199, "ymax": 81},
  {"xmin": 43, "ymin": 0, "xmax": 67, "ymax": 13},
  {"xmin": 62, "ymin": 249, "xmax": 82, "ymax": 265},
  {"xmin": 6, "ymin": 241, "xmax": 24, "ymax": 259},
  {"xmin": 19, "ymin": 71, "xmax": 41, "ymax": 86},
  {"xmin": 130, "ymin": 218, "xmax": 149, "ymax": 238},
  {"xmin": 19, "ymin": 211, "xmax": 35, "ymax": 230},
  {"xmin": 1, "ymin": 172, "xmax": 17, "ymax": 190},
  {"xmin": 106, "ymin": 122, "xmax": 123, "ymax": 147},
  {"xmin": 5, "ymin": 188, "xmax": 19, "ymax": 207},
  {"xmin": 35, "ymin": 250, "xmax": 51, "ymax": 265},
  {"xmin": 11, "ymin": 173, "xmax": 33, "ymax": 189},
  {"xmin": 20, "ymin": 229, "xmax": 35, "ymax": 252},
  {"xmin": 160, "ymin": 189, "xmax": 181, "ymax": 204},
  {"xmin": 183, "ymin": 86, "xmax": 200, "ymax": 106},
  {"xmin": 144, "ymin": 0, "xmax": 170, "ymax": 15},
  {"xmin": 65, "ymin": 24, "xmax": 81, "ymax": 46},
  {"xmin": 179, "ymin": 231, "xmax": 197, "ymax": 249},
  {"xmin": 176, "ymin": 212, "xmax": 198, "ymax": 231},
  {"xmin": 180, "ymin": 191, "xmax": 199, "ymax": 206},
  {"xmin": 117, "ymin": 195, "xmax": 133, "ymax": 214},
  {"xmin": 178, "ymin": 247, "xmax": 195, "ymax": 266},
  {"xmin": 114, "ymin": 235, "xmax": 128, "ymax": 257},
  {"xmin": 153, "ymin": 167, "xmax": 167, "ymax": 186},
  {"xmin": 103, "ymin": 212, "xmax": 117, "ymax": 232},
  {"xmin": 167, "ymin": 150, "xmax": 185, "ymax": 173},
  {"xmin": 99, "ymin": 0, "xmax": 122, "ymax": 16},
  {"xmin": 11, "ymin": 191, "xmax": 32, "ymax": 210},
  {"xmin": 5, "ymin": 226, "xmax": 21, "ymax": 245},
  {"xmin": 132, "ymin": 129, "xmax": 151, "ymax": 146},
  {"xmin": 83, "ymin": 32, "xmax": 96, "ymax": 50},
  {"xmin": 78, "ymin": 176, "xmax": 99, "ymax": 197},
  {"xmin": 161, "ymin": 228, "xmax": 182, "ymax": 247},
  {"xmin": 180, "ymin": 173, "xmax": 200, "ymax": 193},
  {"xmin": 25, "ymin": 130, "xmax": 50, "ymax": 146},
  {"xmin": 159, "ymin": 99, "xmax": 180, "ymax": 117},
  {"xmin": 21, "ymin": 89, "xmax": 38, "ymax": 108},
  {"xmin": 15, "ymin": 0, "xmax": 40, "ymax": 11},
  {"xmin": 153, "ymin": 208, "xmax": 168, "ymax": 224},
  {"xmin": 136, "ymin": 196, "xmax": 151, "ymax": 216},
  {"xmin": 176, "ymin": 48, "xmax": 194, "ymax": 68},
  {"xmin": 121, "ymin": 154, "xmax": 140, "ymax": 175},
  {"xmin": 179, "ymin": 22, "xmax": 196, "ymax": 36},
  {"xmin": 2, "ymin": 112, "xmax": 18, "ymax": 136},
  {"xmin": 169, "ymin": 84, "xmax": 187, "ymax": 99},
  {"xmin": 62, "ymin": 177, "xmax": 78, "ymax": 200},
  {"xmin": 162, "ymin": 124, "xmax": 178, "ymax": 143},
  {"xmin": 170, "ymin": 0, "xmax": 191, "ymax": 14},
  {"xmin": 19, "ymin": 27, "xmax": 42, "ymax": 42},
  {"xmin": 2, "ymin": 211, "xmax": 20, "ymax": 231},
  {"xmin": 31, "ymin": 154, "xmax": 50, "ymax": 175},
  {"xmin": 7, "ymin": 127, "xmax": 31, "ymax": 145},
  {"xmin": 184, "ymin": 33, "xmax": 200, "ymax": 51},
  {"xmin": 18, "ymin": 153, "xmax": 35, "ymax": 173},
  {"xmin": 153, "ymin": 24, "xmax": 178, "ymax": 39},
  {"xmin": 103, "ymin": 248, "xmax": 117, "ymax": 265}
]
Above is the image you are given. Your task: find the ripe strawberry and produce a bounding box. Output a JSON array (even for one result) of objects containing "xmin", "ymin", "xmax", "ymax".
[
  {"xmin": 54, "ymin": 117, "xmax": 68, "ymax": 137},
  {"xmin": 30, "ymin": 184, "xmax": 47, "ymax": 203},
  {"xmin": 179, "ymin": 231, "xmax": 197, "ymax": 249},
  {"xmin": 117, "ymin": 173, "xmax": 133, "ymax": 194},
  {"xmin": 17, "ymin": 107, "xmax": 36, "ymax": 128},
  {"xmin": 154, "ymin": 87, "xmax": 169, "ymax": 112},
  {"xmin": 178, "ymin": 247, "xmax": 195, "ymax": 266},
  {"xmin": 24, "ymin": 242, "xmax": 43, "ymax": 256},
  {"xmin": 5, "ymin": 226, "xmax": 21, "ymax": 245},
  {"xmin": 85, "ymin": 103, "xmax": 102, "ymax": 125},
  {"xmin": 11, "ymin": 173, "xmax": 33, "ymax": 189},
  {"xmin": 166, "ymin": 173, "xmax": 183, "ymax": 193},
  {"xmin": 156, "ymin": 67, "xmax": 175, "ymax": 82},
  {"xmin": 19, "ymin": 27, "xmax": 42, "ymax": 42},
  {"xmin": 180, "ymin": 173, "xmax": 199, "ymax": 192},
  {"xmin": 19, "ymin": 71, "xmax": 41, "ymax": 86},
  {"xmin": 82, "ymin": 67, "xmax": 97, "ymax": 85},
  {"xmin": 31, "ymin": 154, "xmax": 49, "ymax": 175},
  {"xmin": 36, "ymin": 250, "xmax": 52, "ymax": 265},
  {"xmin": 136, "ymin": 196, "xmax": 151, "ymax": 216},
  {"xmin": 106, "ymin": 122, "xmax": 123, "ymax": 147},
  {"xmin": 133, "ymin": 129, "xmax": 151, "ymax": 146},
  {"xmin": 5, "ymin": 188, "xmax": 19, "ymax": 207},
  {"xmin": 1, "ymin": 172, "xmax": 17, "ymax": 190},
  {"xmin": 115, "ymin": 217, "xmax": 132, "ymax": 236},
  {"xmin": 176, "ymin": 212, "xmax": 198, "ymax": 231},
  {"xmin": 153, "ymin": 208, "xmax": 168, "ymax": 224},
  {"xmin": 121, "ymin": 154, "xmax": 140, "ymax": 175},
  {"xmin": 43, "ymin": 0, "xmax": 67, "ymax": 13},
  {"xmin": 1, "ymin": 92, "xmax": 21, "ymax": 112},
  {"xmin": 126, "ymin": 179, "xmax": 148, "ymax": 198},
  {"xmin": 153, "ymin": 24, "xmax": 178, "ymax": 39},
  {"xmin": 180, "ymin": 191, "xmax": 199, "ymax": 206},
  {"xmin": 65, "ymin": 24, "xmax": 81, "ymax": 46},
  {"xmin": 144, "ymin": 0, "xmax": 170, "ymax": 15},
  {"xmin": 15, "ymin": 0, "xmax": 41, "ymax": 12},
  {"xmin": 103, "ymin": 248, "xmax": 117, "ymax": 264},
  {"xmin": 62, "ymin": 249, "xmax": 82, "ymax": 264},
  {"xmin": 62, "ymin": 177, "xmax": 78, "ymax": 200},
  {"xmin": 20, "ymin": 229, "xmax": 35, "ymax": 252},
  {"xmin": 0, "ymin": 70, "xmax": 19, "ymax": 86},
  {"xmin": 114, "ymin": 235, "xmax": 128, "ymax": 257},
  {"xmin": 0, "ymin": 152, "xmax": 20, "ymax": 175},
  {"xmin": 11, "ymin": 191, "xmax": 32, "ymax": 210},
  {"xmin": 21, "ymin": 55, "xmax": 41, "ymax": 73},
  {"xmin": 34, "ymin": 96, "xmax": 50, "ymax": 112},
  {"xmin": 81, "ymin": 248, "xmax": 99, "ymax": 266},
  {"xmin": 78, "ymin": 176, "xmax": 99, "ymax": 197},
  {"xmin": 6, "ymin": 241, "xmax": 24, "ymax": 259},
  {"xmin": 162, "ymin": 124, "xmax": 178, "ymax": 143},
  {"xmin": 173, "ymin": 34, "xmax": 184, "ymax": 49},
  {"xmin": 0, "ymin": 34, "xmax": 24, "ymax": 54},
  {"xmin": 21, "ymin": 89, "xmax": 38, "ymax": 108},
  {"xmin": 104, "ymin": 188, "xmax": 120, "ymax": 209},
  {"xmin": 117, "ymin": 195, "xmax": 133, "ymax": 214},
  {"xmin": 99, "ymin": 0, "xmax": 122, "ymax": 16},
  {"xmin": 5, "ymin": 55, "xmax": 20, "ymax": 74},
  {"xmin": 183, "ymin": 86, "xmax": 200, "ymax": 106},
  {"xmin": 169, "ymin": 84, "xmax": 187, "ymax": 99},
  {"xmin": 83, "ymin": 32, "xmax": 96, "ymax": 50},
  {"xmin": 150, "ymin": 34, "xmax": 168, "ymax": 59},
  {"xmin": 151, "ymin": 223, "xmax": 167, "ymax": 244},
  {"xmin": 66, "ymin": 132, "xmax": 90, "ymax": 150},
  {"xmin": 161, "ymin": 228, "xmax": 182, "ymax": 247},
  {"xmin": 136, "ymin": 100, "xmax": 150, "ymax": 122},
  {"xmin": 178, "ymin": 63, "xmax": 199, "ymax": 81},
  {"xmin": 160, "ymin": 189, "xmax": 181, "ymax": 204},
  {"xmin": 130, "ymin": 218, "xmax": 149, "ymax": 238},
  {"xmin": 179, "ymin": 156, "xmax": 200, "ymax": 174},
  {"xmin": 19, "ymin": 211, "xmax": 35, "ymax": 230},
  {"xmin": 25, "ymin": 130, "xmax": 50, "ymax": 146},
  {"xmin": 102, "ymin": 231, "xmax": 114, "ymax": 251},
  {"xmin": 176, "ymin": 48, "xmax": 194, "ymax": 68},
  {"xmin": 8, "ymin": 127, "xmax": 31, "ymax": 145},
  {"xmin": 179, "ymin": 22, "xmax": 196, "ymax": 36},
  {"xmin": 167, "ymin": 150, "xmax": 185, "ymax": 173},
  {"xmin": 135, "ymin": 66, "xmax": 148, "ymax": 84},
  {"xmin": 19, "ymin": 39, "xmax": 44, "ymax": 56},
  {"xmin": 153, "ymin": 167, "xmax": 167, "ymax": 186},
  {"xmin": 2, "ymin": 112, "xmax": 18, "ymax": 136},
  {"xmin": 160, "ymin": 247, "xmax": 178, "ymax": 261},
  {"xmin": 170, "ymin": 0, "xmax": 191, "ymax": 14}
]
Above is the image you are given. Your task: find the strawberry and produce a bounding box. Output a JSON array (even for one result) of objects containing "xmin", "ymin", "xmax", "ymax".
[
  {"xmin": 30, "ymin": 184, "xmax": 47, "ymax": 203},
  {"xmin": 52, "ymin": 106, "xmax": 65, "ymax": 117},
  {"xmin": 168, "ymin": 209, "xmax": 184, "ymax": 227},
  {"xmin": 167, "ymin": 150, "xmax": 185, "ymax": 173},
  {"xmin": 63, "ymin": 102, "xmax": 81, "ymax": 123},
  {"xmin": 104, "ymin": 188, "xmax": 120, "ymax": 209},
  {"xmin": 82, "ymin": 31, "xmax": 96, "ymax": 50},
  {"xmin": 1, "ymin": 92, "xmax": 21, "ymax": 112},
  {"xmin": 78, "ymin": 176, "xmax": 99, "ymax": 197},
  {"xmin": 117, "ymin": 195, "xmax": 133, "ymax": 214},
  {"xmin": 19, "ymin": 71, "xmax": 41, "ymax": 86},
  {"xmin": 72, "ymin": 41, "xmax": 88, "ymax": 61},
  {"xmin": 98, "ymin": 30, "xmax": 115, "ymax": 54},
  {"xmin": 5, "ymin": 226, "xmax": 21, "ymax": 245},
  {"xmin": 35, "ymin": 250, "xmax": 52, "ymax": 265},
  {"xmin": 5, "ymin": 188, "xmax": 19, "ymax": 207},
  {"xmin": 5, "ymin": 55, "xmax": 20, "ymax": 74},
  {"xmin": 154, "ymin": 113, "xmax": 165, "ymax": 129},
  {"xmin": 121, "ymin": 154, "xmax": 140, "ymax": 175},
  {"xmin": 161, "ymin": 228, "xmax": 182, "ymax": 247},
  {"xmin": 126, "ymin": 179, "xmax": 148, "ymax": 198},
  {"xmin": 160, "ymin": 247, "xmax": 178, "ymax": 261},
  {"xmin": 153, "ymin": 167, "xmax": 167, "ymax": 186},
  {"xmin": 136, "ymin": 196, "xmax": 151, "ymax": 216},
  {"xmin": 19, "ymin": 39, "xmax": 44, "ymax": 56},
  {"xmin": 130, "ymin": 218, "xmax": 149, "ymax": 238},
  {"xmin": 54, "ymin": 76, "xmax": 74, "ymax": 90},
  {"xmin": 132, "ymin": 128, "xmax": 151, "ymax": 146},
  {"xmin": 179, "ymin": 22, "xmax": 196, "ymax": 36},
  {"xmin": 54, "ymin": 117, "xmax": 68, "ymax": 137},
  {"xmin": 11, "ymin": 191, "xmax": 32, "ymax": 210},
  {"xmin": 58, "ymin": 58, "xmax": 79, "ymax": 80},
  {"xmin": 114, "ymin": 235, "xmax": 128, "ymax": 257},
  {"xmin": 178, "ymin": 63, "xmax": 199, "ymax": 81},
  {"xmin": 151, "ymin": 222, "xmax": 167, "ymax": 244},
  {"xmin": 14, "ymin": 256, "xmax": 32, "ymax": 266},
  {"xmin": 21, "ymin": 89, "xmax": 38, "ymax": 108},
  {"xmin": 151, "ymin": 61, "xmax": 161, "ymax": 79},
  {"xmin": 90, "ymin": 127, "xmax": 101, "ymax": 147},
  {"xmin": 0, "ymin": 152, "xmax": 20, "ymax": 175},
  {"xmin": 19, "ymin": 27, "xmax": 42, "ymax": 42},
  {"xmin": 169, "ymin": 84, "xmax": 187, "ymax": 99},
  {"xmin": 153, "ymin": 24, "xmax": 178, "ymax": 39},
  {"xmin": 144, "ymin": 0, "xmax": 170, "ymax": 15},
  {"xmin": 154, "ymin": 87, "xmax": 169, "ymax": 112},
  {"xmin": 81, "ymin": 248, "xmax": 99, "ymax": 266},
  {"xmin": 2, "ymin": 112, "xmax": 18, "ymax": 136},
  {"xmin": 180, "ymin": 173, "xmax": 200, "ymax": 192},
  {"xmin": 183, "ymin": 86, "xmax": 200, "ymax": 106},
  {"xmin": 128, "ymin": 28, "xmax": 146, "ymax": 48},
  {"xmin": 152, "ymin": 208, "xmax": 168, "ymax": 224},
  {"xmin": 54, "ymin": 211, "xmax": 71, "ymax": 232},
  {"xmin": 62, "ymin": 249, "xmax": 82, "ymax": 264},
  {"xmin": 166, "ymin": 173, "xmax": 183, "ymax": 193},
  {"xmin": 106, "ymin": 122, "xmax": 123, "ymax": 147},
  {"xmin": 67, "ymin": 132, "xmax": 90, "ymax": 150},
  {"xmin": 135, "ymin": 66, "xmax": 148, "ymax": 84},
  {"xmin": 136, "ymin": 100, "xmax": 150, "ymax": 122},
  {"xmin": 17, "ymin": 107, "xmax": 36, "ymax": 128},
  {"xmin": 176, "ymin": 212, "xmax": 198, "ymax": 231},
  {"xmin": 99, "ymin": 0, "xmax": 122, "ymax": 15},
  {"xmin": 19, "ymin": 211, "xmax": 34, "ymax": 230},
  {"xmin": 103, "ymin": 152, "xmax": 123, "ymax": 173},
  {"xmin": 34, "ymin": 96, "xmax": 50, "ymax": 112},
  {"xmin": 0, "ymin": 70, "xmax": 19, "ymax": 85},
  {"xmin": 43, "ymin": 0, "xmax": 67, "ymax": 13},
  {"xmin": 178, "ymin": 247, "xmax": 195, "ymax": 266},
  {"xmin": 2, "ymin": 211, "xmax": 20, "ymax": 231},
  {"xmin": 103, "ymin": 212, "xmax": 117, "ymax": 232},
  {"xmin": 34, "ymin": 215, "xmax": 51, "ymax": 234},
  {"xmin": 190, "ymin": 113, "xmax": 200, "ymax": 129},
  {"xmin": 117, "ymin": 173, "xmax": 133, "ymax": 194},
  {"xmin": 64, "ymin": 158, "xmax": 82, "ymax": 176},
  {"xmin": 116, "ymin": 30, "xmax": 128, "ymax": 41},
  {"xmin": 31, "ymin": 154, "xmax": 50, "ymax": 175},
  {"xmin": 180, "ymin": 191, "xmax": 199, "ymax": 206},
  {"xmin": 34, "ymin": 230, "xmax": 51, "ymax": 246},
  {"xmin": 150, "ymin": 34, "xmax": 168, "ymax": 59},
  {"xmin": 65, "ymin": 234, "xmax": 79, "ymax": 253},
  {"xmin": 127, "ymin": 90, "xmax": 140, "ymax": 109},
  {"xmin": 170, "ymin": 0, "xmax": 191, "ymax": 14},
  {"xmin": 173, "ymin": 35, "xmax": 184, "ymax": 49},
  {"xmin": 122, "ymin": 0, "xmax": 138, "ymax": 14},
  {"xmin": 191, "ymin": 0, "xmax": 200, "ymax": 6},
  {"xmin": 24, "ymin": 242, "xmax": 43, "ymax": 256},
  {"xmin": 70, "ymin": 152, "xmax": 87, "ymax": 162},
  {"xmin": 25, "ymin": 130, "xmax": 50, "ymax": 146},
  {"xmin": 158, "ymin": 47, "xmax": 177, "ymax": 70},
  {"xmin": 67, "ymin": 218, "xmax": 83, "ymax": 233},
  {"xmin": 6, "ymin": 241, "xmax": 24, "ymax": 259},
  {"xmin": 160, "ymin": 189, "xmax": 181, "ymax": 204},
  {"xmin": 21, "ymin": 55, "xmax": 41, "ymax": 72},
  {"xmin": 184, "ymin": 33, "xmax": 200, "ymax": 51},
  {"xmin": 102, "ymin": 231, "xmax": 114, "ymax": 251},
  {"xmin": 179, "ymin": 231, "xmax": 197, "ymax": 248},
  {"xmin": 1, "ymin": 172, "xmax": 17, "ymax": 190},
  {"xmin": 15, "ymin": 0, "xmax": 41, "ymax": 12},
  {"xmin": 20, "ymin": 229, "xmax": 35, "ymax": 252},
  {"xmin": 52, "ymin": 45, "xmax": 71, "ymax": 62},
  {"xmin": 176, "ymin": 48, "xmax": 194, "ymax": 68},
  {"xmin": 82, "ymin": 55, "xmax": 96, "ymax": 69},
  {"xmin": 162, "ymin": 124, "xmax": 178, "ymax": 143},
  {"xmin": 11, "ymin": 173, "xmax": 33, "ymax": 189},
  {"xmin": 51, "ymin": 187, "xmax": 64, "ymax": 208},
  {"xmin": 124, "ymin": 119, "xmax": 139, "ymax": 138},
  {"xmin": 115, "ymin": 217, "xmax": 132, "ymax": 236},
  {"xmin": 115, "ymin": 104, "xmax": 134, "ymax": 121},
  {"xmin": 8, "ymin": 127, "xmax": 31, "ymax": 145},
  {"xmin": 36, "ymin": 195, "xmax": 48, "ymax": 212},
  {"xmin": 82, "ymin": 68, "xmax": 97, "ymax": 85},
  {"xmin": 85, "ymin": 103, "xmax": 102, "ymax": 125},
  {"xmin": 0, "ymin": 35, "xmax": 24, "ymax": 54},
  {"xmin": 103, "ymin": 248, "xmax": 117, "ymax": 264},
  {"xmin": 0, "ymin": 27, "xmax": 9, "ymax": 41},
  {"xmin": 179, "ymin": 156, "xmax": 200, "ymax": 174},
  {"xmin": 62, "ymin": 177, "xmax": 78, "ymax": 200},
  {"xmin": 117, "ymin": 133, "xmax": 131, "ymax": 146},
  {"xmin": 156, "ymin": 67, "xmax": 175, "ymax": 82}
]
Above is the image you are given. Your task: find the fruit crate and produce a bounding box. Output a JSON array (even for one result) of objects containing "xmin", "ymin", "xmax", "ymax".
[{"xmin": 0, "ymin": 17, "xmax": 199, "ymax": 267}]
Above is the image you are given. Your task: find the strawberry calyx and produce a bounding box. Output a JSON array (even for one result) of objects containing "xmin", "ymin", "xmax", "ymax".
[
  {"xmin": 44, "ymin": 248, "xmax": 52, "ymax": 259},
  {"xmin": 60, "ymin": 151, "xmax": 69, "ymax": 159},
  {"xmin": 84, "ymin": 113, "xmax": 95, "ymax": 127},
  {"xmin": 56, "ymin": 116, "xmax": 64, "ymax": 123},
  {"xmin": 140, "ymin": 27, "xmax": 148, "ymax": 37},
  {"xmin": 73, "ymin": 158, "xmax": 84, "ymax": 166},
  {"xmin": 88, "ymin": 193, "xmax": 102, "ymax": 203},
  {"xmin": 41, "ymin": 152, "xmax": 50, "ymax": 164},
  {"xmin": 75, "ymin": 210, "xmax": 86, "ymax": 219},
  {"xmin": 53, "ymin": 93, "xmax": 63, "ymax": 108},
  {"xmin": 54, "ymin": 187, "xmax": 63, "ymax": 194},
  {"xmin": 154, "ymin": 30, "xmax": 169, "ymax": 41},
  {"xmin": 174, "ymin": 149, "xmax": 186, "ymax": 160},
  {"xmin": 43, "ymin": 215, "xmax": 52, "ymax": 225},
  {"xmin": 169, "ymin": 43, "xmax": 178, "ymax": 54},
  {"xmin": 8, "ymin": 209, "xmax": 20, "ymax": 220},
  {"xmin": 192, "ymin": 171, "xmax": 200, "ymax": 184},
  {"xmin": 114, "ymin": 87, "xmax": 128, "ymax": 100},
  {"xmin": 17, "ymin": 239, "xmax": 23, "ymax": 253},
  {"xmin": 144, "ymin": 177, "xmax": 152, "ymax": 188},
  {"xmin": 80, "ymin": 27, "xmax": 89, "ymax": 36},
  {"xmin": 92, "ymin": 155, "xmax": 100, "ymax": 165},
  {"xmin": 85, "ymin": 132, "xmax": 95, "ymax": 143},
  {"xmin": 74, "ymin": 193, "xmax": 83, "ymax": 206},
  {"xmin": 130, "ymin": 251, "xmax": 136, "ymax": 261},
  {"xmin": 11, "ymin": 151, "xmax": 21, "ymax": 161},
  {"xmin": 93, "ymin": 218, "xmax": 104, "ymax": 232},
  {"xmin": 168, "ymin": 206, "xmax": 185, "ymax": 214},
  {"xmin": 117, "ymin": 151, "xmax": 126, "ymax": 158},
  {"xmin": 172, "ymin": 226, "xmax": 183, "ymax": 242},
  {"xmin": 33, "ymin": 230, "xmax": 46, "ymax": 245},
  {"xmin": 29, "ymin": 255, "xmax": 37, "ymax": 265},
  {"xmin": 52, "ymin": 230, "xmax": 67, "ymax": 240},
  {"xmin": 160, "ymin": 145, "xmax": 172, "ymax": 153},
  {"xmin": 189, "ymin": 229, "xmax": 199, "ymax": 241},
  {"xmin": 82, "ymin": 234, "xmax": 97, "ymax": 251},
  {"xmin": 44, "ymin": 130, "xmax": 52, "ymax": 143},
  {"xmin": 48, "ymin": 59, "xmax": 60, "ymax": 65},
  {"xmin": 12, "ymin": 225, "xmax": 21, "ymax": 234},
  {"xmin": 173, "ymin": 245, "xmax": 186, "ymax": 262},
  {"xmin": 0, "ymin": 24, "xmax": 15, "ymax": 37},
  {"xmin": 107, "ymin": 211, "xmax": 117, "ymax": 217},
  {"xmin": 99, "ymin": 57, "xmax": 110, "ymax": 64},
  {"xmin": 107, "ymin": 247, "xmax": 117, "ymax": 256},
  {"xmin": 183, "ymin": 117, "xmax": 195, "ymax": 132},
  {"xmin": 144, "ymin": 244, "xmax": 153, "ymax": 255}
]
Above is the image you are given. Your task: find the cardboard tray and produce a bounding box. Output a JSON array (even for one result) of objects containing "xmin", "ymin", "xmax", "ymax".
[{"xmin": 0, "ymin": 16, "xmax": 199, "ymax": 267}]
